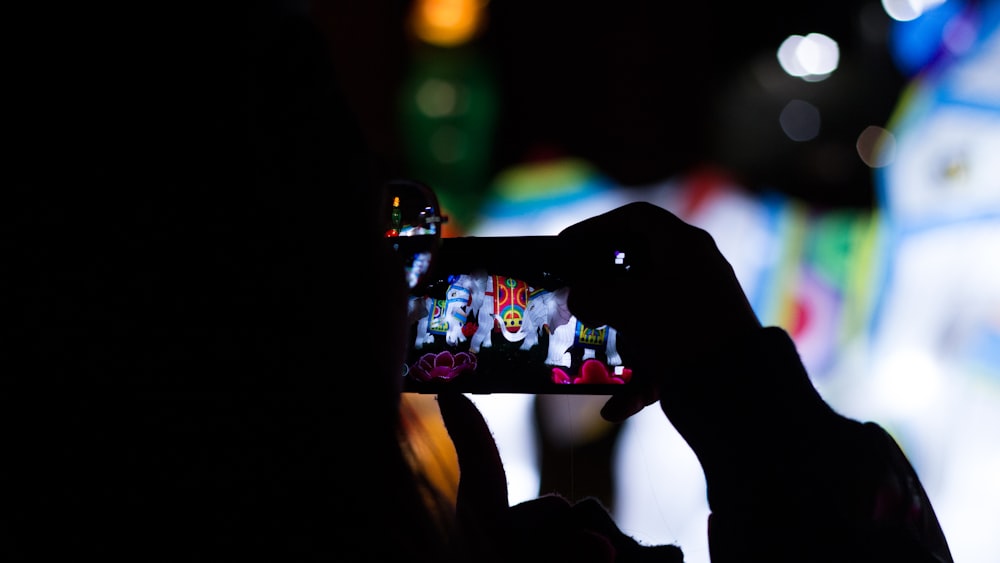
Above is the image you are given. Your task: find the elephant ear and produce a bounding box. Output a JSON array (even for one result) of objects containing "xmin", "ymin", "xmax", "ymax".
[
  {"xmin": 548, "ymin": 287, "xmax": 574, "ymax": 330},
  {"xmin": 469, "ymin": 270, "xmax": 488, "ymax": 311}
]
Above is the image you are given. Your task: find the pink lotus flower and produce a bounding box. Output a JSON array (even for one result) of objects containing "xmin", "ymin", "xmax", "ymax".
[
  {"xmin": 551, "ymin": 367, "xmax": 574, "ymax": 385},
  {"xmin": 551, "ymin": 359, "xmax": 632, "ymax": 385},
  {"xmin": 411, "ymin": 351, "xmax": 477, "ymax": 382}
]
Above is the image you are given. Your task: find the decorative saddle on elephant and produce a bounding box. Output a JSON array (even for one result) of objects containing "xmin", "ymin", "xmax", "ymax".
[{"xmin": 486, "ymin": 275, "xmax": 529, "ymax": 335}]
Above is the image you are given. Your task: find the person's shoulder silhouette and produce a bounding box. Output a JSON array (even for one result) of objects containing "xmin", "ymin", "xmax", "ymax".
[{"xmin": 4, "ymin": 3, "xmax": 455, "ymax": 561}]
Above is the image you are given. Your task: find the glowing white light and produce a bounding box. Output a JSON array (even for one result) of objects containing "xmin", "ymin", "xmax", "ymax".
[
  {"xmin": 777, "ymin": 33, "xmax": 840, "ymax": 81},
  {"xmin": 881, "ymin": 0, "xmax": 947, "ymax": 22},
  {"xmin": 778, "ymin": 35, "xmax": 809, "ymax": 76},
  {"xmin": 872, "ymin": 349, "xmax": 945, "ymax": 415}
]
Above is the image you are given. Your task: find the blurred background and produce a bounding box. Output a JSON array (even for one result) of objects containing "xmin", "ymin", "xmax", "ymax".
[{"xmin": 315, "ymin": 1, "xmax": 999, "ymax": 561}]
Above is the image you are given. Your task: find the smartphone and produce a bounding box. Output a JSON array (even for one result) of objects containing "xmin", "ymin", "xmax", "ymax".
[{"xmin": 400, "ymin": 235, "xmax": 642, "ymax": 394}]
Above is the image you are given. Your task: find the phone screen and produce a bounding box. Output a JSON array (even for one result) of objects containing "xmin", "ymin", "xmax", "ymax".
[{"xmin": 400, "ymin": 236, "xmax": 634, "ymax": 394}]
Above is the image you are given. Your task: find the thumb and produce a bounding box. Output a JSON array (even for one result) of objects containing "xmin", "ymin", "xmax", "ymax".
[{"xmin": 437, "ymin": 393, "xmax": 510, "ymax": 525}]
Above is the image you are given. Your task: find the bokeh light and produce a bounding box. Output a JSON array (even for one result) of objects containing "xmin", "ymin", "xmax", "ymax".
[
  {"xmin": 882, "ymin": 0, "xmax": 947, "ymax": 22},
  {"xmin": 776, "ymin": 32, "xmax": 840, "ymax": 81},
  {"xmin": 410, "ymin": 0, "xmax": 488, "ymax": 47},
  {"xmin": 779, "ymin": 99, "xmax": 822, "ymax": 141},
  {"xmin": 857, "ymin": 125, "xmax": 897, "ymax": 168}
]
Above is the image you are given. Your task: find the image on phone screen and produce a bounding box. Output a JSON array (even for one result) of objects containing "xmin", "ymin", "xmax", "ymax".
[{"xmin": 399, "ymin": 239, "xmax": 633, "ymax": 394}]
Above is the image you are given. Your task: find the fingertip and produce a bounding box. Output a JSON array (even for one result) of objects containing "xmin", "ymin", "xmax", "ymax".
[
  {"xmin": 436, "ymin": 390, "xmax": 473, "ymax": 415},
  {"xmin": 438, "ymin": 392, "xmax": 511, "ymax": 517},
  {"xmin": 436, "ymin": 392, "xmax": 485, "ymax": 447},
  {"xmin": 600, "ymin": 394, "xmax": 643, "ymax": 423}
]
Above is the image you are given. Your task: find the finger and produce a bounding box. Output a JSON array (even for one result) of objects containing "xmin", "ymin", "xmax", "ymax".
[
  {"xmin": 436, "ymin": 393, "xmax": 509, "ymax": 523},
  {"xmin": 563, "ymin": 281, "xmax": 632, "ymax": 333},
  {"xmin": 600, "ymin": 390, "xmax": 651, "ymax": 423},
  {"xmin": 558, "ymin": 201, "xmax": 684, "ymax": 241},
  {"xmin": 600, "ymin": 355, "xmax": 661, "ymax": 423},
  {"xmin": 565, "ymin": 284, "xmax": 660, "ymax": 422}
]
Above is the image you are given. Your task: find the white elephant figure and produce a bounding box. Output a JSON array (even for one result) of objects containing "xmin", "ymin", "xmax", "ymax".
[
  {"xmin": 506, "ymin": 285, "xmax": 622, "ymax": 370},
  {"xmin": 523, "ymin": 286, "xmax": 572, "ymax": 343},
  {"xmin": 407, "ymin": 274, "xmax": 478, "ymax": 349},
  {"xmin": 406, "ymin": 295, "xmax": 435, "ymax": 350},
  {"xmin": 546, "ymin": 315, "xmax": 622, "ymax": 370},
  {"xmin": 466, "ymin": 273, "xmax": 554, "ymax": 354}
]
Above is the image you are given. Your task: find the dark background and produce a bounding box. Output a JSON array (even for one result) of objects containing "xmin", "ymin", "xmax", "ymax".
[{"xmin": 315, "ymin": 0, "xmax": 907, "ymax": 212}]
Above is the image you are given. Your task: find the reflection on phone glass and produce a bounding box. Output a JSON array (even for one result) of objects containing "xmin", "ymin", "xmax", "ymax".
[{"xmin": 383, "ymin": 179, "xmax": 446, "ymax": 289}]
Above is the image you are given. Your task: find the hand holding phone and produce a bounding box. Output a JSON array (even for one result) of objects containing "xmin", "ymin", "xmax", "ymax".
[{"xmin": 557, "ymin": 202, "xmax": 763, "ymax": 421}]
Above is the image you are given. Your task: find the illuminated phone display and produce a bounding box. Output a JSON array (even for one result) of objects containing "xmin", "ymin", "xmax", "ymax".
[{"xmin": 400, "ymin": 236, "xmax": 634, "ymax": 394}]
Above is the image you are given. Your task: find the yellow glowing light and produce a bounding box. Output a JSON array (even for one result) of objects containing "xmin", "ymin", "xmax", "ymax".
[{"xmin": 410, "ymin": 0, "xmax": 486, "ymax": 47}]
